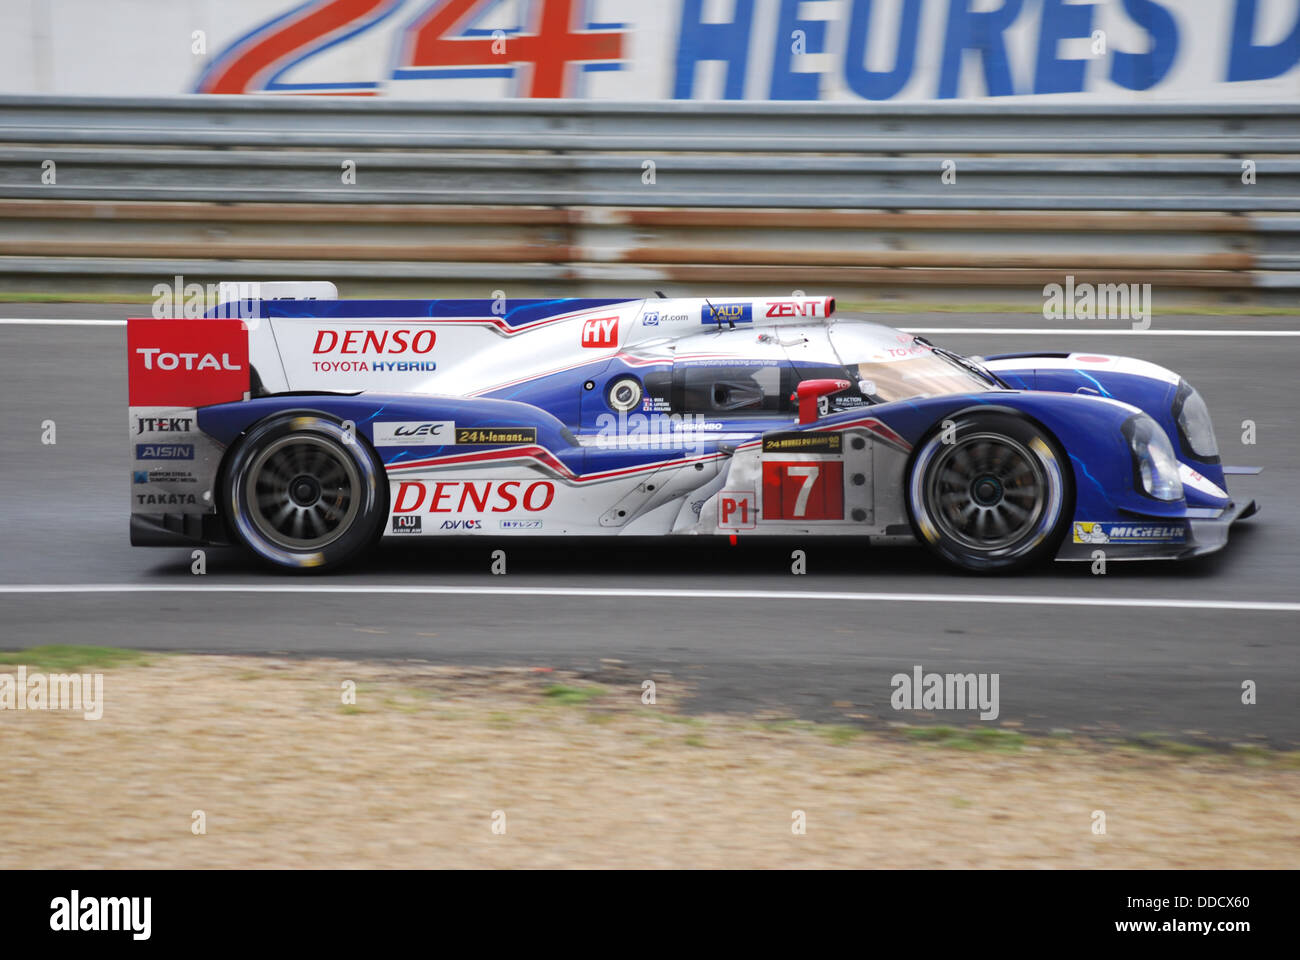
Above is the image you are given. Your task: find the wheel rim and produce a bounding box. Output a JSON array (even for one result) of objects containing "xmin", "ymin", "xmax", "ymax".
[
  {"xmin": 926, "ymin": 432, "xmax": 1047, "ymax": 551},
  {"xmin": 243, "ymin": 434, "xmax": 361, "ymax": 551}
]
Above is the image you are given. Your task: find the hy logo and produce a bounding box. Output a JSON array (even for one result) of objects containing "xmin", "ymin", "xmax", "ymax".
[{"xmin": 581, "ymin": 316, "xmax": 619, "ymax": 348}]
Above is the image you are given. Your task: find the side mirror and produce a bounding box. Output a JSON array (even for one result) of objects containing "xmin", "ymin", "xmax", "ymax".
[{"xmin": 792, "ymin": 379, "xmax": 851, "ymax": 425}]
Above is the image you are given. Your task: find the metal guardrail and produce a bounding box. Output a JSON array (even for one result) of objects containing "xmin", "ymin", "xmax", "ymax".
[
  {"xmin": 2, "ymin": 96, "xmax": 1298, "ymax": 153},
  {"xmin": 0, "ymin": 96, "xmax": 1296, "ymax": 297},
  {"xmin": 1, "ymin": 148, "xmax": 1297, "ymax": 210}
]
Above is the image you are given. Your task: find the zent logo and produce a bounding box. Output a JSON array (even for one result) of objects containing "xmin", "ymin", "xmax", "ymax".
[
  {"xmin": 581, "ymin": 316, "xmax": 619, "ymax": 348},
  {"xmin": 127, "ymin": 318, "xmax": 249, "ymax": 407},
  {"xmin": 766, "ymin": 299, "xmax": 826, "ymax": 318}
]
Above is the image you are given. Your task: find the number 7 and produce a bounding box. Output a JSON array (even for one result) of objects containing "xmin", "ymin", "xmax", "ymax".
[{"xmin": 786, "ymin": 465, "xmax": 820, "ymax": 518}]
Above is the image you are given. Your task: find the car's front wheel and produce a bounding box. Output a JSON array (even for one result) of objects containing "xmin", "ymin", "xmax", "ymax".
[
  {"xmin": 223, "ymin": 414, "xmax": 387, "ymax": 571},
  {"xmin": 906, "ymin": 412, "xmax": 1072, "ymax": 573}
]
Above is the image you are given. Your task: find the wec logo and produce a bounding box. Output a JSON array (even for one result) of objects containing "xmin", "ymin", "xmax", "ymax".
[{"xmin": 373, "ymin": 421, "xmax": 454, "ymax": 446}]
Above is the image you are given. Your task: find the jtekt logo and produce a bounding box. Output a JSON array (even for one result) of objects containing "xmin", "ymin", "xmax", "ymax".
[{"xmin": 136, "ymin": 417, "xmax": 193, "ymax": 434}]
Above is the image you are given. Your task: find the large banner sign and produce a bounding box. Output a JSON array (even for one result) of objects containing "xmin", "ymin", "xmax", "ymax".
[{"xmin": 2, "ymin": 0, "xmax": 1297, "ymax": 101}]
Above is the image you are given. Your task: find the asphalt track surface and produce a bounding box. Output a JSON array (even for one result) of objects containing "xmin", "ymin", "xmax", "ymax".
[{"xmin": 2, "ymin": 304, "xmax": 1297, "ymax": 746}]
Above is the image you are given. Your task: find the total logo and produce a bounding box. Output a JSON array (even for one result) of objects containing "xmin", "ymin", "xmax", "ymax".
[
  {"xmin": 127, "ymin": 317, "xmax": 249, "ymax": 407},
  {"xmin": 134, "ymin": 348, "xmax": 242, "ymax": 371},
  {"xmin": 372, "ymin": 421, "xmax": 454, "ymax": 446},
  {"xmin": 581, "ymin": 316, "xmax": 619, "ymax": 348}
]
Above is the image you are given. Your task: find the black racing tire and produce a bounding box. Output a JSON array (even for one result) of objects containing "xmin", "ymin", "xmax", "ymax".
[
  {"xmin": 223, "ymin": 414, "xmax": 387, "ymax": 571},
  {"xmin": 906, "ymin": 411, "xmax": 1073, "ymax": 573}
]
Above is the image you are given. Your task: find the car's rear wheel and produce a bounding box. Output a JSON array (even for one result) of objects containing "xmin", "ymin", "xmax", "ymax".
[
  {"xmin": 906, "ymin": 412, "xmax": 1071, "ymax": 573},
  {"xmin": 223, "ymin": 414, "xmax": 386, "ymax": 571}
]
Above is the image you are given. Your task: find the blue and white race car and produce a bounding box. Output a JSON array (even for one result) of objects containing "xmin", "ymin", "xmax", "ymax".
[{"xmin": 126, "ymin": 287, "xmax": 1257, "ymax": 572}]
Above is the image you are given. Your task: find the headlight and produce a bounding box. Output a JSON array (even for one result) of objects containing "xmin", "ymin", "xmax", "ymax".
[
  {"xmin": 1172, "ymin": 379, "xmax": 1220, "ymax": 463},
  {"xmin": 1122, "ymin": 414, "xmax": 1184, "ymax": 501}
]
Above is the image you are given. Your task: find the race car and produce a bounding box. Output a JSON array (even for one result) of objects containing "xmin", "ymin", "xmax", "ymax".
[{"xmin": 126, "ymin": 285, "xmax": 1257, "ymax": 573}]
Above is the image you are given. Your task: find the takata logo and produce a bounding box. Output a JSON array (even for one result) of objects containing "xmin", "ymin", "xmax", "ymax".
[
  {"xmin": 127, "ymin": 318, "xmax": 248, "ymax": 407},
  {"xmin": 581, "ymin": 316, "xmax": 619, "ymax": 348},
  {"xmin": 373, "ymin": 421, "xmax": 454, "ymax": 445}
]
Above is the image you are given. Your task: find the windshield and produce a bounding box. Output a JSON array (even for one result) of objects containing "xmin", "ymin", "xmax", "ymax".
[{"xmin": 847, "ymin": 351, "xmax": 993, "ymax": 403}]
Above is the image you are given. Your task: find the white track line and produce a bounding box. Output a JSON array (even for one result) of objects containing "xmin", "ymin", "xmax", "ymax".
[
  {"xmin": 0, "ymin": 318, "xmax": 126, "ymax": 326},
  {"xmin": 0, "ymin": 583, "xmax": 1295, "ymax": 612},
  {"xmin": 3, "ymin": 318, "xmax": 1300, "ymax": 336},
  {"xmin": 902, "ymin": 327, "xmax": 1300, "ymax": 336}
]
